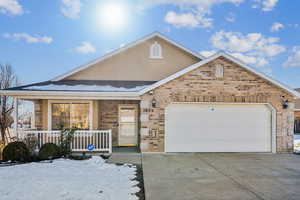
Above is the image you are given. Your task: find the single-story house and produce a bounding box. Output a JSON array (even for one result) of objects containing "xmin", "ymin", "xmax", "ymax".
[{"xmin": 1, "ymin": 32, "xmax": 300, "ymax": 153}]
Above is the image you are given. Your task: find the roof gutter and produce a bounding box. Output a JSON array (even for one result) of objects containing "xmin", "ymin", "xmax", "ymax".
[{"xmin": 0, "ymin": 90, "xmax": 141, "ymax": 100}]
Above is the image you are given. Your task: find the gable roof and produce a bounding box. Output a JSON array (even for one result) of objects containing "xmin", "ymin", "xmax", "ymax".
[
  {"xmin": 52, "ymin": 32, "xmax": 205, "ymax": 81},
  {"xmin": 139, "ymin": 51, "xmax": 300, "ymax": 98}
]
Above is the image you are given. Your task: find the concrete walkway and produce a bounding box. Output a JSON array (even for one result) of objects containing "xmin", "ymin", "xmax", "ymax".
[
  {"xmin": 142, "ymin": 153, "xmax": 300, "ymax": 200},
  {"xmin": 107, "ymin": 153, "xmax": 141, "ymax": 165}
]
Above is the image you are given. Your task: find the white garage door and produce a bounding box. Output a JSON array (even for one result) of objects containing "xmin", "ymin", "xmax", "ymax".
[{"xmin": 165, "ymin": 103, "xmax": 272, "ymax": 152}]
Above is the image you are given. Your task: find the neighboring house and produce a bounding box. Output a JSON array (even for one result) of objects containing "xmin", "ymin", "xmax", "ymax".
[
  {"xmin": 1, "ymin": 32, "xmax": 300, "ymax": 153},
  {"xmin": 295, "ymin": 88, "xmax": 300, "ymax": 135}
]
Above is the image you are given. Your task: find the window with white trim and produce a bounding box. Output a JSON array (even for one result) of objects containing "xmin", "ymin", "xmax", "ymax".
[
  {"xmin": 150, "ymin": 41, "xmax": 162, "ymax": 59},
  {"xmin": 50, "ymin": 102, "xmax": 91, "ymax": 130}
]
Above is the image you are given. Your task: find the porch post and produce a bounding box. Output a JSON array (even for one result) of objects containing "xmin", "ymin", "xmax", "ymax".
[
  {"xmin": 109, "ymin": 129, "xmax": 112, "ymax": 154},
  {"xmin": 13, "ymin": 97, "xmax": 19, "ymax": 139}
]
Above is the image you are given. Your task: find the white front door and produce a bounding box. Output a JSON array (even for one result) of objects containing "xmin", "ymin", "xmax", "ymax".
[
  {"xmin": 118, "ymin": 105, "xmax": 138, "ymax": 146},
  {"xmin": 165, "ymin": 103, "xmax": 272, "ymax": 152}
]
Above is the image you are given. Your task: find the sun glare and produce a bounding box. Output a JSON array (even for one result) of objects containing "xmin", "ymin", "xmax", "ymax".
[{"xmin": 98, "ymin": 3, "xmax": 127, "ymax": 30}]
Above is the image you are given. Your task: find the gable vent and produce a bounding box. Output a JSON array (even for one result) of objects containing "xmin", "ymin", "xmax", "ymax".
[
  {"xmin": 150, "ymin": 41, "xmax": 162, "ymax": 59},
  {"xmin": 215, "ymin": 64, "xmax": 224, "ymax": 78}
]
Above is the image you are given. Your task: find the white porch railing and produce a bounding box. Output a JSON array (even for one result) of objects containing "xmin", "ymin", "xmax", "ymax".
[{"xmin": 18, "ymin": 130, "xmax": 112, "ymax": 153}]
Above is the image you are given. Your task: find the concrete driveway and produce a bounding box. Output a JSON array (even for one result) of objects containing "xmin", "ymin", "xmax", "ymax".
[{"xmin": 142, "ymin": 153, "xmax": 300, "ymax": 200}]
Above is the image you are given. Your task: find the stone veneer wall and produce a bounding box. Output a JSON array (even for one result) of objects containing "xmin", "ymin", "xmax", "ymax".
[
  {"xmin": 140, "ymin": 57, "xmax": 295, "ymax": 153},
  {"xmin": 98, "ymin": 100, "xmax": 140, "ymax": 146}
]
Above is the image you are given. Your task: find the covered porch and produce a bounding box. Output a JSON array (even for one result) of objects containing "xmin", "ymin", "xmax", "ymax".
[
  {"xmin": 2, "ymin": 80, "xmax": 153, "ymax": 154},
  {"xmin": 12, "ymin": 98, "xmax": 141, "ymax": 154}
]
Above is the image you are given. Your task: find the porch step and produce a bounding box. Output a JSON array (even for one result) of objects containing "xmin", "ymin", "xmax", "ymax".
[{"xmin": 113, "ymin": 146, "xmax": 140, "ymax": 153}]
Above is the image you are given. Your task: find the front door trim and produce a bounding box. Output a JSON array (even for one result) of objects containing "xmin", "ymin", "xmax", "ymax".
[{"xmin": 118, "ymin": 104, "xmax": 138, "ymax": 146}]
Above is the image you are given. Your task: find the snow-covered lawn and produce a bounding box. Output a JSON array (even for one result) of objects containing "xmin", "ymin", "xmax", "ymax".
[{"xmin": 0, "ymin": 157, "xmax": 140, "ymax": 200}]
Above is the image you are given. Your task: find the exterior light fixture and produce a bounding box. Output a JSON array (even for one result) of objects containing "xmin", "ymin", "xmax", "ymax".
[
  {"xmin": 280, "ymin": 95, "xmax": 289, "ymax": 109},
  {"xmin": 152, "ymin": 98, "xmax": 157, "ymax": 108}
]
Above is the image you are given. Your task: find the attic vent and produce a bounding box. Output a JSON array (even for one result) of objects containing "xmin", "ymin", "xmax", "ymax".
[
  {"xmin": 215, "ymin": 64, "xmax": 224, "ymax": 78},
  {"xmin": 150, "ymin": 41, "xmax": 162, "ymax": 59}
]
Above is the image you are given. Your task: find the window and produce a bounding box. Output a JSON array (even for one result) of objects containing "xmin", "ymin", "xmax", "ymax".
[
  {"xmin": 295, "ymin": 119, "xmax": 300, "ymax": 134},
  {"xmin": 51, "ymin": 102, "xmax": 90, "ymax": 130},
  {"xmin": 150, "ymin": 41, "xmax": 162, "ymax": 59},
  {"xmin": 215, "ymin": 64, "xmax": 224, "ymax": 78}
]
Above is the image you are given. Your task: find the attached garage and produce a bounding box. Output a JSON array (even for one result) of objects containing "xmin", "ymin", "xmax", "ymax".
[{"xmin": 165, "ymin": 103, "xmax": 274, "ymax": 153}]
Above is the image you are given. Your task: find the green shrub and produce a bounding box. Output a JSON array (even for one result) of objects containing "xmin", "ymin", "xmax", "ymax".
[
  {"xmin": 22, "ymin": 134, "xmax": 38, "ymax": 155},
  {"xmin": 38, "ymin": 143, "xmax": 61, "ymax": 160},
  {"xmin": 2, "ymin": 141, "xmax": 30, "ymax": 162}
]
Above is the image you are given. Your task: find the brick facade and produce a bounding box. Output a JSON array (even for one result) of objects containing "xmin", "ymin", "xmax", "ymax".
[{"xmin": 140, "ymin": 57, "xmax": 295, "ymax": 153}]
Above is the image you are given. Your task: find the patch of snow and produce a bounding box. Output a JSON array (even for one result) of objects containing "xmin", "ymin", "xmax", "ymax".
[
  {"xmin": 0, "ymin": 156, "xmax": 140, "ymax": 200},
  {"xmin": 26, "ymin": 84, "xmax": 149, "ymax": 92}
]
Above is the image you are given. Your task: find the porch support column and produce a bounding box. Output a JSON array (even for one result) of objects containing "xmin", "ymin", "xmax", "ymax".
[{"xmin": 13, "ymin": 97, "xmax": 19, "ymax": 139}]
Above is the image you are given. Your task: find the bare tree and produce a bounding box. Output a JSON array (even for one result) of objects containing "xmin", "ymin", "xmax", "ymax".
[{"xmin": 0, "ymin": 64, "xmax": 17, "ymax": 144}]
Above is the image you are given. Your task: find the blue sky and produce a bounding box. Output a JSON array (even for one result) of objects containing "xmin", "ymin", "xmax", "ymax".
[{"xmin": 1, "ymin": 0, "xmax": 300, "ymax": 88}]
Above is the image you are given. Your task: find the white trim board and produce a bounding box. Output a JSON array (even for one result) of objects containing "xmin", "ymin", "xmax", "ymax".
[
  {"xmin": 52, "ymin": 32, "xmax": 205, "ymax": 81},
  {"xmin": 0, "ymin": 90, "xmax": 140, "ymax": 99},
  {"xmin": 139, "ymin": 51, "xmax": 300, "ymax": 98}
]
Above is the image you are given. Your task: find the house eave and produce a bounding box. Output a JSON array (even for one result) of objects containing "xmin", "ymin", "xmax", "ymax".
[{"xmin": 0, "ymin": 90, "xmax": 141, "ymax": 100}]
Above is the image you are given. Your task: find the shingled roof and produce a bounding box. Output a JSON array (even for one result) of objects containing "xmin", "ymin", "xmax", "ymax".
[{"xmin": 5, "ymin": 80, "xmax": 156, "ymax": 92}]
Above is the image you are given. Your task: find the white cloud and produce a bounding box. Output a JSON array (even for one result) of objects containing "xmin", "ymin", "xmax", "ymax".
[
  {"xmin": 0, "ymin": 0, "xmax": 23, "ymax": 15},
  {"xmin": 140, "ymin": 0, "xmax": 244, "ymax": 28},
  {"xmin": 271, "ymin": 22, "xmax": 284, "ymax": 32},
  {"xmin": 61, "ymin": 0, "xmax": 81, "ymax": 19},
  {"xmin": 283, "ymin": 47, "xmax": 300, "ymax": 67},
  {"xmin": 200, "ymin": 50, "xmax": 269, "ymax": 67},
  {"xmin": 165, "ymin": 11, "xmax": 213, "ymax": 28},
  {"xmin": 140, "ymin": 0, "xmax": 277, "ymax": 29},
  {"xmin": 199, "ymin": 50, "xmax": 217, "ymax": 57},
  {"xmin": 74, "ymin": 42, "xmax": 96, "ymax": 54},
  {"xmin": 207, "ymin": 30, "xmax": 285, "ymax": 66},
  {"xmin": 3, "ymin": 33, "xmax": 53, "ymax": 44},
  {"xmin": 225, "ymin": 13, "xmax": 236, "ymax": 23},
  {"xmin": 211, "ymin": 31, "xmax": 285, "ymax": 56},
  {"xmin": 253, "ymin": 0, "xmax": 279, "ymax": 11},
  {"xmin": 231, "ymin": 52, "xmax": 259, "ymax": 64}
]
